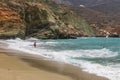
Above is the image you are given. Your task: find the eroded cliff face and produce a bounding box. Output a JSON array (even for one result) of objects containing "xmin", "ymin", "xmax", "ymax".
[
  {"xmin": 0, "ymin": 2, "xmax": 25, "ymax": 39},
  {"xmin": 0, "ymin": 0, "xmax": 94, "ymax": 39}
]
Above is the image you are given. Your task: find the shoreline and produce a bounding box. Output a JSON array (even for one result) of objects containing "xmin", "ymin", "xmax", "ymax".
[
  {"xmin": 0, "ymin": 49, "xmax": 72, "ymax": 80},
  {"xmin": 0, "ymin": 47, "xmax": 109, "ymax": 80}
]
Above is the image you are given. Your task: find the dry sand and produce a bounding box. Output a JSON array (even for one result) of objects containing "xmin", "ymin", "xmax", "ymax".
[
  {"xmin": 0, "ymin": 48, "xmax": 109, "ymax": 80},
  {"xmin": 0, "ymin": 53, "xmax": 72, "ymax": 80}
]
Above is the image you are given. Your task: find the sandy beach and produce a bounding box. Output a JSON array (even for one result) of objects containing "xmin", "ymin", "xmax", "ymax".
[
  {"xmin": 0, "ymin": 53, "xmax": 72, "ymax": 80},
  {"xmin": 0, "ymin": 43, "xmax": 109, "ymax": 80}
]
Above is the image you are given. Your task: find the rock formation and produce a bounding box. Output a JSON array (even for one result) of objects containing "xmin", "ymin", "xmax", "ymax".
[
  {"xmin": 0, "ymin": 2, "xmax": 25, "ymax": 39},
  {"xmin": 0, "ymin": 0, "xmax": 94, "ymax": 39}
]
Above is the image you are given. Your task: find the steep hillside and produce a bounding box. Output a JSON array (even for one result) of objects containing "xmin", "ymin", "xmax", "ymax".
[
  {"xmin": 51, "ymin": 0, "xmax": 120, "ymax": 37},
  {"xmin": 61, "ymin": 0, "xmax": 120, "ymax": 7},
  {"xmin": 0, "ymin": 2, "xmax": 25, "ymax": 39},
  {"xmin": 0, "ymin": 0, "xmax": 94, "ymax": 39},
  {"xmin": 70, "ymin": 6, "xmax": 120, "ymax": 37},
  {"xmin": 1, "ymin": 0, "xmax": 119, "ymax": 39},
  {"xmin": 69, "ymin": 0, "xmax": 97, "ymax": 6},
  {"xmin": 88, "ymin": 0, "xmax": 120, "ymax": 33},
  {"xmin": 89, "ymin": 0, "xmax": 120, "ymax": 21},
  {"xmin": 52, "ymin": 0, "xmax": 97, "ymax": 7},
  {"xmin": 90, "ymin": 1, "xmax": 120, "ymax": 14}
]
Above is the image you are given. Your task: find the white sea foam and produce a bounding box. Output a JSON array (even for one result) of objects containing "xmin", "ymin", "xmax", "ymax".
[
  {"xmin": 68, "ymin": 60, "xmax": 120, "ymax": 80},
  {"xmin": 4, "ymin": 38, "xmax": 120, "ymax": 80},
  {"xmin": 64, "ymin": 48, "xmax": 118, "ymax": 58}
]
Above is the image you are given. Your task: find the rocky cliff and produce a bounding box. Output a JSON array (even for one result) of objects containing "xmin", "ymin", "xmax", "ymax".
[
  {"xmin": 0, "ymin": 2, "xmax": 25, "ymax": 39},
  {"xmin": 52, "ymin": 0, "xmax": 120, "ymax": 37},
  {"xmin": 0, "ymin": 0, "xmax": 95, "ymax": 39}
]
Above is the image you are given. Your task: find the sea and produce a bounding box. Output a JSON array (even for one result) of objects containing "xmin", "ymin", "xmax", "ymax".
[{"xmin": 3, "ymin": 37, "xmax": 120, "ymax": 80}]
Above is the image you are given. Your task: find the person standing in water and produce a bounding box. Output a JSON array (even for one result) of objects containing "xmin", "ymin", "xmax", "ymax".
[{"xmin": 33, "ymin": 41, "xmax": 37, "ymax": 48}]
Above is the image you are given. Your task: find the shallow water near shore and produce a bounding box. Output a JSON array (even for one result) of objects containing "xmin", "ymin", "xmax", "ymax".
[{"xmin": 4, "ymin": 37, "xmax": 120, "ymax": 80}]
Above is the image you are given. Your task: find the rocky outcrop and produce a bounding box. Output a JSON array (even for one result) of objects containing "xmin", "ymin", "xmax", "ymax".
[
  {"xmin": 94, "ymin": 26, "xmax": 120, "ymax": 37},
  {"xmin": 0, "ymin": 2, "xmax": 25, "ymax": 39},
  {"xmin": 1, "ymin": 0, "xmax": 120, "ymax": 39},
  {"xmin": 0, "ymin": 0, "xmax": 94, "ymax": 39}
]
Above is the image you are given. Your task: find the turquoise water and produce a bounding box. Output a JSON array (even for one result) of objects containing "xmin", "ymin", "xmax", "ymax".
[
  {"xmin": 6, "ymin": 37, "xmax": 120, "ymax": 80},
  {"xmin": 42, "ymin": 37, "xmax": 120, "ymax": 51},
  {"xmin": 41, "ymin": 37, "xmax": 120, "ymax": 65}
]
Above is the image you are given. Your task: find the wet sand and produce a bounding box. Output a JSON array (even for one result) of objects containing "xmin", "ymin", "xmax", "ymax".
[
  {"xmin": 0, "ymin": 43, "xmax": 109, "ymax": 80},
  {"xmin": 0, "ymin": 53, "xmax": 72, "ymax": 80}
]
